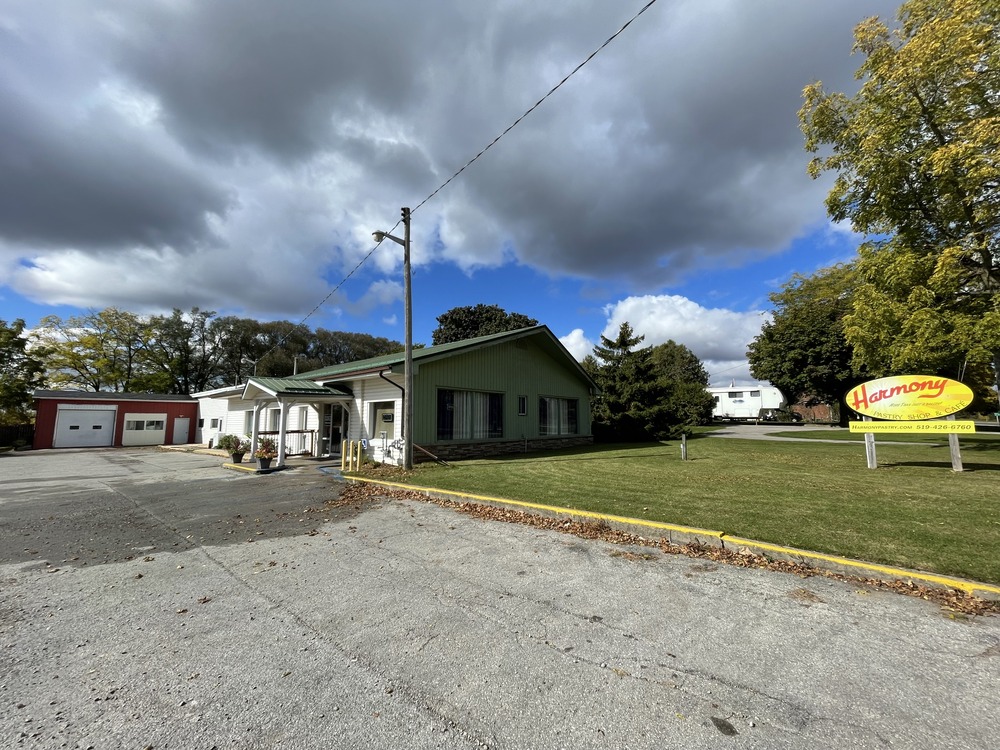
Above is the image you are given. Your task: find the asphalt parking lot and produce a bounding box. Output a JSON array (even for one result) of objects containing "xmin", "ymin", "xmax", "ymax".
[{"xmin": 1, "ymin": 448, "xmax": 998, "ymax": 749}]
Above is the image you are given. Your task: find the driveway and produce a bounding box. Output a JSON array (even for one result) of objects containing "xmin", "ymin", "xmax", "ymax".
[
  {"xmin": 707, "ymin": 423, "xmax": 849, "ymax": 441},
  {"xmin": 1, "ymin": 448, "xmax": 997, "ymax": 749}
]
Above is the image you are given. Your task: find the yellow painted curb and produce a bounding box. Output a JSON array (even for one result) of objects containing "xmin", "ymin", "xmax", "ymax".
[
  {"xmin": 723, "ymin": 536, "xmax": 1000, "ymax": 598},
  {"xmin": 223, "ymin": 462, "xmax": 258, "ymax": 473},
  {"xmin": 345, "ymin": 476, "xmax": 723, "ymax": 541},
  {"xmin": 345, "ymin": 476, "xmax": 1000, "ymax": 600}
]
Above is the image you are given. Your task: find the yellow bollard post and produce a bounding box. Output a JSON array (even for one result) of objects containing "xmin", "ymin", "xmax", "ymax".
[{"xmin": 341, "ymin": 440, "xmax": 347, "ymax": 471}]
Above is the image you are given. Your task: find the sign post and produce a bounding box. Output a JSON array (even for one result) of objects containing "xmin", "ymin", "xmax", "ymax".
[
  {"xmin": 947, "ymin": 415, "xmax": 963, "ymax": 472},
  {"xmin": 845, "ymin": 375, "xmax": 975, "ymax": 471},
  {"xmin": 863, "ymin": 416, "xmax": 877, "ymax": 470}
]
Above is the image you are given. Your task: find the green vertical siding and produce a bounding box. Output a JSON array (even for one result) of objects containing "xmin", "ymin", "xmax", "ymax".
[{"xmin": 411, "ymin": 337, "xmax": 592, "ymax": 443}]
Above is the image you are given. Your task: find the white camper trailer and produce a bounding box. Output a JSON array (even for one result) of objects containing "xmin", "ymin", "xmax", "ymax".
[{"xmin": 708, "ymin": 385, "xmax": 789, "ymax": 421}]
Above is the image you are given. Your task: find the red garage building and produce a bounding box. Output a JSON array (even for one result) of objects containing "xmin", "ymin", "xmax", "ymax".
[{"xmin": 33, "ymin": 390, "xmax": 199, "ymax": 450}]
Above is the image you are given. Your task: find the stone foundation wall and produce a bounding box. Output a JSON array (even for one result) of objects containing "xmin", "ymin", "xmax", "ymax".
[{"xmin": 415, "ymin": 435, "xmax": 593, "ymax": 463}]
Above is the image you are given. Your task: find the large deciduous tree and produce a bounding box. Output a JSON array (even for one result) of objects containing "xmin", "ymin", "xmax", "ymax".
[
  {"xmin": 799, "ymin": 0, "xmax": 1000, "ymax": 400},
  {"xmin": 143, "ymin": 308, "xmax": 220, "ymax": 393},
  {"xmin": 431, "ymin": 305, "xmax": 538, "ymax": 345},
  {"xmin": 35, "ymin": 305, "xmax": 409, "ymax": 395},
  {"xmin": 747, "ymin": 265, "xmax": 867, "ymax": 423},
  {"xmin": 307, "ymin": 330, "xmax": 402, "ymax": 368},
  {"xmin": 209, "ymin": 316, "xmax": 267, "ymax": 386},
  {"xmin": 0, "ymin": 319, "xmax": 46, "ymax": 423},
  {"xmin": 38, "ymin": 308, "xmax": 152, "ymax": 392}
]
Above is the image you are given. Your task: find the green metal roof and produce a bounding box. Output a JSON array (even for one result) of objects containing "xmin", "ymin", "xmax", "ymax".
[
  {"xmin": 295, "ymin": 325, "xmax": 595, "ymax": 389},
  {"xmin": 243, "ymin": 377, "xmax": 352, "ymax": 399}
]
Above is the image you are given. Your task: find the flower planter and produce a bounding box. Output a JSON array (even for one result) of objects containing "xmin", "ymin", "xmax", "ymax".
[
  {"xmin": 230, "ymin": 452, "xmax": 245, "ymax": 464},
  {"xmin": 256, "ymin": 457, "xmax": 272, "ymax": 470}
]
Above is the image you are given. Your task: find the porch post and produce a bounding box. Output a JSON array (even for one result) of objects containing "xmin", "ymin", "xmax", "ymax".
[
  {"xmin": 251, "ymin": 401, "xmax": 265, "ymax": 454},
  {"xmin": 277, "ymin": 399, "xmax": 289, "ymax": 466},
  {"xmin": 327, "ymin": 404, "xmax": 336, "ymax": 457}
]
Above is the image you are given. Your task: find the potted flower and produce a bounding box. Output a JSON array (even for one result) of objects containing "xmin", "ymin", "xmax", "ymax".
[
  {"xmin": 254, "ymin": 436, "xmax": 278, "ymax": 470},
  {"xmin": 218, "ymin": 434, "xmax": 251, "ymax": 464}
]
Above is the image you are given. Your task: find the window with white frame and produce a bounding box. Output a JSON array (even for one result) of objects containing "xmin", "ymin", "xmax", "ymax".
[
  {"xmin": 437, "ymin": 389, "xmax": 503, "ymax": 440},
  {"xmin": 125, "ymin": 419, "xmax": 165, "ymax": 431},
  {"xmin": 244, "ymin": 410, "xmax": 254, "ymax": 436},
  {"xmin": 539, "ymin": 397, "xmax": 578, "ymax": 436}
]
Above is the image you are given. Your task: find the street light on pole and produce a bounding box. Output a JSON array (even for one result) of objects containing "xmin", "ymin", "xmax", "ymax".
[{"xmin": 372, "ymin": 207, "xmax": 413, "ymax": 470}]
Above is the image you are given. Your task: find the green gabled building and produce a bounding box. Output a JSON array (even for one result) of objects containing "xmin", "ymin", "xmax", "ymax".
[
  {"xmin": 196, "ymin": 325, "xmax": 596, "ymax": 466},
  {"xmin": 300, "ymin": 324, "xmax": 596, "ymax": 464}
]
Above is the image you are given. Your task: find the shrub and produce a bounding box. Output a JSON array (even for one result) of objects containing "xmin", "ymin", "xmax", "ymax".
[{"xmin": 218, "ymin": 434, "xmax": 249, "ymax": 453}]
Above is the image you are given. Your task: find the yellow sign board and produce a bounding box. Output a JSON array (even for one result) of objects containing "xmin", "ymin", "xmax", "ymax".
[
  {"xmin": 849, "ymin": 421, "xmax": 976, "ymax": 434},
  {"xmin": 845, "ymin": 375, "xmax": 974, "ymax": 420}
]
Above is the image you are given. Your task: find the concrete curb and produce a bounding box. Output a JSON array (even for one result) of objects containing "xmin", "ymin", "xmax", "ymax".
[
  {"xmin": 222, "ymin": 461, "xmax": 287, "ymax": 475},
  {"xmin": 344, "ymin": 475, "xmax": 1000, "ymax": 601}
]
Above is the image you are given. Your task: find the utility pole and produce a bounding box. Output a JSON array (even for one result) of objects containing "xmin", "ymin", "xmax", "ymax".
[
  {"xmin": 372, "ymin": 209, "xmax": 414, "ymax": 471},
  {"xmin": 402, "ymin": 207, "xmax": 413, "ymax": 470}
]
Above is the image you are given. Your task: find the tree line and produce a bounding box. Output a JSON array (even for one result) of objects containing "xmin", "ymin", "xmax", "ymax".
[
  {"xmin": 2, "ymin": 304, "xmax": 716, "ymax": 440},
  {"xmin": 0, "ymin": 308, "xmax": 403, "ymax": 414}
]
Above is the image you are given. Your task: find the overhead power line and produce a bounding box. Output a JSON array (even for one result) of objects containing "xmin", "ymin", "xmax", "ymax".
[
  {"xmin": 412, "ymin": 0, "xmax": 661, "ymax": 215},
  {"xmin": 260, "ymin": 0, "xmax": 662, "ymax": 364}
]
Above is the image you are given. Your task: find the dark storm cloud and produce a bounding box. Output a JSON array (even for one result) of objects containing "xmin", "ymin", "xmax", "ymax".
[
  {"xmin": 0, "ymin": 10, "xmax": 231, "ymax": 251},
  {"xmin": 0, "ymin": 0, "xmax": 898, "ymax": 313},
  {"xmin": 433, "ymin": 0, "xmax": 897, "ymax": 285},
  {"xmin": 103, "ymin": 0, "xmax": 462, "ymax": 160}
]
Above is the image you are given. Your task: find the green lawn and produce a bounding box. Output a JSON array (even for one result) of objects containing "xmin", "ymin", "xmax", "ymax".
[{"xmin": 389, "ymin": 434, "xmax": 1000, "ymax": 584}]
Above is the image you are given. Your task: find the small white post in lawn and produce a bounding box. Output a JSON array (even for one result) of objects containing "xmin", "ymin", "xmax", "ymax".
[
  {"xmin": 680, "ymin": 433, "xmax": 688, "ymax": 461},
  {"xmin": 947, "ymin": 415, "xmax": 963, "ymax": 472},
  {"xmin": 863, "ymin": 416, "xmax": 877, "ymax": 469}
]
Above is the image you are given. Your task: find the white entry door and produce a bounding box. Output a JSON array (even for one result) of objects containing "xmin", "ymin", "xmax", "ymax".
[{"xmin": 172, "ymin": 417, "xmax": 191, "ymax": 445}]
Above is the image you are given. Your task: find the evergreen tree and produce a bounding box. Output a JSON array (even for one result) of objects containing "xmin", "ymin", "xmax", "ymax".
[{"xmin": 590, "ymin": 322, "xmax": 672, "ymax": 441}]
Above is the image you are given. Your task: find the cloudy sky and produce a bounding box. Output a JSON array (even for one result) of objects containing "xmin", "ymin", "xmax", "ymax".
[{"xmin": 0, "ymin": 0, "xmax": 898, "ymax": 384}]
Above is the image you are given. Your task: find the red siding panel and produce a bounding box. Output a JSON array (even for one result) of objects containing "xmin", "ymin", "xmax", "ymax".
[{"xmin": 33, "ymin": 396, "xmax": 198, "ymax": 449}]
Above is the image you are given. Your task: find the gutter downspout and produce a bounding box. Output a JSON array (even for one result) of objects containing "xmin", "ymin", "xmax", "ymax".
[{"xmin": 379, "ymin": 370, "xmax": 405, "ymax": 443}]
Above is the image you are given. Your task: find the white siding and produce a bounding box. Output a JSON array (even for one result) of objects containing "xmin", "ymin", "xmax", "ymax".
[
  {"xmin": 196, "ymin": 396, "xmax": 255, "ymax": 447},
  {"xmin": 344, "ymin": 377, "xmax": 403, "ymax": 466},
  {"xmin": 196, "ymin": 392, "xmax": 339, "ymax": 457}
]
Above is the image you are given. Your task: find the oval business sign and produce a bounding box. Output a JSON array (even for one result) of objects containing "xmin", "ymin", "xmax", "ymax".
[{"xmin": 846, "ymin": 375, "xmax": 974, "ymax": 420}]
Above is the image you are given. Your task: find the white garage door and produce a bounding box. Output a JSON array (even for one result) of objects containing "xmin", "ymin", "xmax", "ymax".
[{"xmin": 53, "ymin": 408, "xmax": 116, "ymax": 448}]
